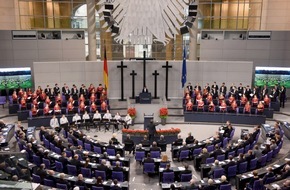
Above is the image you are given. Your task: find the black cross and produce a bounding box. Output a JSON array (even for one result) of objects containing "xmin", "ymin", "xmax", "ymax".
[
  {"xmin": 130, "ymin": 70, "xmax": 137, "ymax": 99},
  {"xmin": 152, "ymin": 70, "xmax": 160, "ymax": 99},
  {"xmin": 117, "ymin": 61, "xmax": 127, "ymax": 101},
  {"xmin": 130, "ymin": 51, "xmax": 155, "ymax": 87},
  {"xmin": 162, "ymin": 61, "xmax": 172, "ymax": 101}
]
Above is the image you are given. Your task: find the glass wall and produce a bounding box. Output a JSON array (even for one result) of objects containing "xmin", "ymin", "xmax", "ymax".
[{"xmin": 198, "ymin": 0, "xmax": 263, "ymax": 30}]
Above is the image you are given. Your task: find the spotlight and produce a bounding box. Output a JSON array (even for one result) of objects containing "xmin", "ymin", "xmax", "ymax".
[
  {"xmin": 103, "ymin": 11, "xmax": 111, "ymax": 17},
  {"xmin": 105, "ymin": 4, "xmax": 114, "ymax": 10},
  {"xmin": 111, "ymin": 25, "xmax": 120, "ymax": 34},
  {"xmin": 185, "ymin": 21, "xmax": 193, "ymax": 28},
  {"xmin": 180, "ymin": 26, "xmax": 189, "ymax": 35}
]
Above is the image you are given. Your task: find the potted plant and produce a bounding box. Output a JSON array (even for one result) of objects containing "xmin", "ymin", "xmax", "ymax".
[
  {"xmin": 159, "ymin": 107, "xmax": 168, "ymax": 125},
  {"xmin": 127, "ymin": 107, "xmax": 136, "ymax": 125}
]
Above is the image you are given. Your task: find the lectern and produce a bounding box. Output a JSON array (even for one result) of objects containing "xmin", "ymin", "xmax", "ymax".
[
  {"xmin": 144, "ymin": 114, "xmax": 154, "ymax": 130},
  {"xmin": 139, "ymin": 92, "xmax": 152, "ymax": 104}
]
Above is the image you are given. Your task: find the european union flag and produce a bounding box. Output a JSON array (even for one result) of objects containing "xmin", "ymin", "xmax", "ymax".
[{"xmin": 181, "ymin": 47, "xmax": 187, "ymax": 88}]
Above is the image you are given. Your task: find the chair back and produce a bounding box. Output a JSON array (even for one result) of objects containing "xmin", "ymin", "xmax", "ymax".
[
  {"xmin": 124, "ymin": 142, "xmax": 134, "ymax": 151},
  {"xmin": 107, "ymin": 148, "xmax": 116, "ymax": 156},
  {"xmin": 32, "ymin": 174, "xmax": 42, "ymax": 183},
  {"xmin": 222, "ymin": 137, "xmax": 228, "ymax": 149},
  {"xmin": 160, "ymin": 162, "xmax": 169, "ymax": 168},
  {"xmin": 217, "ymin": 154, "xmax": 225, "ymax": 161},
  {"xmin": 65, "ymin": 150, "xmax": 72, "ymax": 158},
  {"xmin": 92, "ymin": 187, "xmax": 104, "ymax": 190},
  {"xmin": 236, "ymin": 148, "xmax": 244, "ymax": 156},
  {"xmin": 205, "ymin": 157, "xmax": 214, "ymax": 164},
  {"xmin": 67, "ymin": 164, "xmax": 77, "ymax": 176},
  {"xmin": 42, "ymin": 158, "xmax": 51, "ymax": 169},
  {"xmin": 95, "ymin": 170, "xmax": 106, "ymax": 180},
  {"xmin": 266, "ymin": 150, "xmax": 273, "ymax": 162},
  {"xmin": 213, "ymin": 168, "xmax": 224, "ymax": 178},
  {"xmin": 84, "ymin": 143, "xmax": 92, "ymax": 151},
  {"xmin": 179, "ymin": 150, "xmax": 190, "ymax": 160},
  {"xmin": 150, "ymin": 151, "xmax": 161, "ymax": 159},
  {"xmin": 143, "ymin": 163, "xmax": 155, "ymax": 173},
  {"xmin": 112, "ymin": 171, "xmax": 124, "ymax": 182},
  {"xmin": 44, "ymin": 179, "xmax": 55, "ymax": 187},
  {"xmin": 272, "ymin": 146, "xmax": 279, "ymax": 158},
  {"xmin": 219, "ymin": 184, "xmax": 231, "ymax": 190},
  {"xmin": 238, "ymin": 161, "xmax": 248, "ymax": 174},
  {"xmin": 55, "ymin": 147, "xmax": 61, "ymax": 155},
  {"xmin": 55, "ymin": 161, "xmax": 63, "ymax": 172},
  {"xmin": 252, "ymin": 179, "xmax": 264, "ymax": 190},
  {"xmin": 93, "ymin": 146, "xmax": 102, "ymax": 154},
  {"xmin": 249, "ymin": 158, "xmax": 257, "ymax": 170},
  {"xmin": 244, "ymin": 144, "xmax": 250, "ymax": 154},
  {"xmin": 33, "ymin": 155, "xmax": 42, "ymax": 166},
  {"xmin": 77, "ymin": 139, "xmax": 84, "ymax": 147},
  {"xmin": 192, "ymin": 148, "xmax": 202, "ymax": 156},
  {"xmin": 259, "ymin": 154, "xmax": 267, "ymax": 167},
  {"xmin": 227, "ymin": 165, "xmax": 237, "ymax": 178},
  {"xmin": 227, "ymin": 151, "xmax": 235, "ymax": 159},
  {"xmin": 180, "ymin": 173, "xmax": 192, "ymax": 182},
  {"xmin": 56, "ymin": 183, "xmax": 68, "ymax": 190},
  {"xmin": 162, "ymin": 172, "xmax": 174, "ymax": 183},
  {"xmin": 135, "ymin": 151, "xmax": 145, "ymax": 162},
  {"xmin": 264, "ymin": 176, "xmax": 275, "ymax": 184},
  {"xmin": 81, "ymin": 167, "xmax": 92, "ymax": 178},
  {"xmin": 207, "ymin": 145, "xmax": 214, "ymax": 152}
]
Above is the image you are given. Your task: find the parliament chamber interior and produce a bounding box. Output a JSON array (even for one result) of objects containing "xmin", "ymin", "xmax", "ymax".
[{"xmin": 0, "ymin": 0, "xmax": 290, "ymax": 190}]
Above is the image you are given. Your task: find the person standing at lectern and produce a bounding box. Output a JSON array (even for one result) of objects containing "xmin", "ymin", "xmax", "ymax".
[
  {"xmin": 142, "ymin": 86, "xmax": 149, "ymax": 93},
  {"xmin": 148, "ymin": 120, "xmax": 157, "ymax": 144}
]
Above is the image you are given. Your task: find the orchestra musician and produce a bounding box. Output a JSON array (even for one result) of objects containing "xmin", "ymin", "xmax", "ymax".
[
  {"xmin": 197, "ymin": 99, "xmax": 204, "ymax": 111},
  {"xmin": 45, "ymin": 96, "xmax": 51, "ymax": 107},
  {"xmin": 202, "ymin": 87, "xmax": 209, "ymax": 98},
  {"xmin": 20, "ymin": 97, "xmax": 26, "ymax": 110},
  {"xmin": 211, "ymin": 82, "xmax": 219, "ymax": 92},
  {"xmin": 185, "ymin": 93, "xmax": 191, "ymax": 104},
  {"xmin": 93, "ymin": 110, "xmax": 102, "ymax": 131},
  {"xmin": 31, "ymin": 91, "xmax": 38, "ymax": 100},
  {"xmin": 55, "ymin": 94, "xmax": 62, "ymax": 106},
  {"xmin": 194, "ymin": 83, "xmax": 201, "ymax": 95},
  {"xmin": 96, "ymin": 84, "xmax": 104, "ymax": 99},
  {"xmin": 82, "ymin": 111, "xmax": 91, "ymax": 130},
  {"xmin": 32, "ymin": 98, "xmax": 38, "ymax": 109},
  {"xmin": 100, "ymin": 90, "xmax": 107, "ymax": 102},
  {"xmin": 211, "ymin": 87, "xmax": 218, "ymax": 99},
  {"xmin": 142, "ymin": 86, "xmax": 149, "ymax": 93},
  {"xmin": 186, "ymin": 99, "xmax": 193, "ymax": 111},
  {"xmin": 196, "ymin": 93, "xmax": 202, "ymax": 103},
  {"xmin": 230, "ymin": 100, "xmax": 237, "ymax": 113},
  {"xmin": 103, "ymin": 110, "xmax": 112, "ymax": 131},
  {"xmin": 219, "ymin": 82, "xmax": 227, "ymax": 95},
  {"xmin": 244, "ymin": 101, "xmax": 251, "ymax": 114},
  {"xmin": 79, "ymin": 101, "xmax": 86, "ymax": 114},
  {"xmin": 228, "ymin": 94, "xmax": 235, "ymax": 105},
  {"xmin": 90, "ymin": 93, "xmax": 96, "ymax": 103},
  {"xmin": 263, "ymin": 94, "xmax": 271, "ymax": 108},
  {"xmin": 208, "ymin": 101, "xmax": 215, "ymax": 112},
  {"xmin": 31, "ymin": 105, "xmax": 38, "ymax": 117},
  {"xmin": 101, "ymin": 101, "xmax": 107, "ymax": 112},
  {"xmin": 62, "ymin": 83, "xmax": 67, "ymax": 95},
  {"xmin": 12, "ymin": 91, "xmax": 18, "ymax": 104},
  {"xmin": 60, "ymin": 114, "xmax": 69, "ymax": 126},
  {"xmin": 36, "ymin": 86, "xmax": 42, "ymax": 96},
  {"xmin": 72, "ymin": 113, "xmax": 82, "ymax": 127},
  {"xmin": 252, "ymin": 95, "xmax": 259, "ymax": 107},
  {"xmin": 43, "ymin": 104, "xmax": 50, "ymax": 115},
  {"xmin": 88, "ymin": 84, "xmax": 95, "ymax": 95},
  {"xmin": 206, "ymin": 93, "xmax": 213, "ymax": 103},
  {"xmin": 79, "ymin": 94, "xmax": 85, "ymax": 103},
  {"xmin": 39, "ymin": 91, "xmax": 47, "ymax": 102},
  {"xmin": 27, "ymin": 88, "xmax": 32, "ymax": 97},
  {"xmin": 113, "ymin": 112, "xmax": 122, "ymax": 131},
  {"xmin": 18, "ymin": 88, "xmax": 24, "ymax": 98},
  {"xmin": 240, "ymin": 94, "xmax": 248, "ymax": 106},
  {"xmin": 270, "ymin": 87, "xmax": 278, "ymax": 102},
  {"xmin": 22, "ymin": 91, "xmax": 28, "ymax": 102},
  {"xmin": 257, "ymin": 101, "xmax": 264, "ymax": 114},
  {"xmin": 124, "ymin": 114, "xmax": 132, "ymax": 129},
  {"xmin": 71, "ymin": 84, "xmax": 78, "ymax": 100},
  {"xmin": 279, "ymin": 85, "xmax": 286, "ymax": 108},
  {"xmin": 237, "ymin": 83, "xmax": 244, "ymax": 97},
  {"xmin": 54, "ymin": 83, "xmax": 60, "ymax": 96},
  {"xmin": 186, "ymin": 82, "xmax": 193, "ymax": 97},
  {"xmin": 54, "ymin": 103, "xmax": 61, "ymax": 115},
  {"xmin": 244, "ymin": 85, "xmax": 252, "ymax": 100},
  {"xmin": 67, "ymin": 102, "xmax": 74, "ymax": 114},
  {"xmin": 90, "ymin": 102, "xmax": 97, "ymax": 113},
  {"xmin": 44, "ymin": 85, "xmax": 52, "ymax": 97},
  {"xmin": 261, "ymin": 85, "xmax": 268, "ymax": 98},
  {"xmin": 218, "ymin": 94, "xmax": 225, "ymax": 105},
  {"xmin": 220, "ymin": 100, "xmax": 227, "ymax": 112}
]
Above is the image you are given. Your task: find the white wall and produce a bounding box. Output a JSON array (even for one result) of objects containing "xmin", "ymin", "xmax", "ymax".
[{"xmin": 33, "ymin": 60, "xmax": 253, "ymax": 99}]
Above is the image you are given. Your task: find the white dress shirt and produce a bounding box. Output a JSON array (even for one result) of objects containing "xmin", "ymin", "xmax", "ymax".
[
  {"xmin": 50, "ymin": 117, "xmax": 59, "ymax": 128},
  {"xmin": 60, "ymin": 116, "xmax": 68, "ymax": 125},
  {"xmin": 82, "ymin": 113, "xmax": 90, "ymax": 121},
  {"xmin": 93, "ymin": 113, "xmax": 102, "ymax": 120},
  {"xmin": 72, "ymin": 115, "xmax": 81, "ymax": 122},
  {"xmin": 114, "ymin": 114, "xmax": 121, "ymax": 121},
  {"xmin": 103, "ymin": 113, "xmax": 112, "ymax": 120},
  {"xmin": 124, "ymin": 115, "xmax": 132, "ymax": 125}
]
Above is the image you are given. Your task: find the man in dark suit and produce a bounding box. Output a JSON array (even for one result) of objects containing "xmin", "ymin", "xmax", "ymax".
[
  {"xmin": 194, "ymin": 83, "xmax": 202, "ymax": 92},
  {"xmin": 143, "ymin": 153, "xmax": 154, "ymax": 163},
  {"xmin": 62, "ymin": 83, "xmax": 66, "ymax": 95},
  {"xmin": 150, "ymin": 141, "xmax": 161, "ymax": 152},
  {"xmin": 35, "ymin": 164, "xmax": 47, "ymax": 182},
  {"xmin": 107, "ymin": 140, "xmax": 116, "ymax": 151},
  {"xmin": 280, "ymin": 85, "xmax": 286, "ymax": 108},
  {"xmin": 59, "ymin": 152, "xmax": 69, "ymax": 172},
  {"xmin": 113, "ymin": 161, "xmax": 123, "ymax": 172},
  {"xmin": 262, "ymin": 167, "xmax": 276, "ymax": 183},
  {"xmin": 212, "ymin": 82, "xmax": 219, "ymax": 91},
  {"xmin": 173, "ymin": 134, "xmax": 183, "ymax": 146},
  {"xmin": 185, "ymin": 132, "xmax": 194, "ymax": 144},
  {"xmin": 140, "ymin": 135, "xmax": 150, "ymax": 147},
  {"xmin": 142, "ymin": 86, "xmax": 149, "ymax": 93},
  {"xmin": 124, "ymin": 134, "xmax": 135, "ymax": 154},
  {"xmin": 219, "ymin": 82, "xmax": 227, "ymax": 95},
  {"xmin": 212, "ymin": 144, "xmax": 223, "ymax": 159},
  {"xmin": 44, "ymin": 85, "xmax": 52, "ymax": 96},
  {"xmin": 97, "ymin": 159, "xmax": 110, "ymax": 178},
  {"xmin": 202, "ymin": 179, "xmax": 216, "ymax": 190},
  {"xmin": 70, "ymin": 154, "xmax": 82, "ymax": 172},
  {"xmin": 53, "ymin": 83, "xmax": 60, "ymax": 96},
  {"xmin": 208, "ymin": 160, "xmax": 222, "ymax": 177},
  {"xmin": 110, "ymin": 179, "xmax": 122, "ymax": 190},
  {"xmin": 56, "ymin": 173, "xmax": 71, "ymax": 189},
  {"xmin": 224, "ymin": 155, "xmax": 236, "ymax": 174},
  {"xmin": 147, "ymin": 120, "xmax": 157, "ymax": 143},
  {"xmin": 186, "ymin": 82, "xmax": 193, "ymax": 97},
  {"xmin": 180, "ymin": 164, "xmax": 192, "ymax": 176},
  {"xmin": 163, "ymin": 163, "xmax": 173, "ymax": 173}
]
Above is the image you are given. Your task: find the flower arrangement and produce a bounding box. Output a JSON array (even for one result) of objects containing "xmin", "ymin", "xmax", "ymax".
[
  {"xmin": 127, "ymin": 107, "xmax": 136, "ymax": 119},
  {"xmin": 122, "ymin": 128, "xmax": 180, "ymax": 136},
  {"xmin": 159, "ymin": 107, "xmax": 168, "ymax": 119}
]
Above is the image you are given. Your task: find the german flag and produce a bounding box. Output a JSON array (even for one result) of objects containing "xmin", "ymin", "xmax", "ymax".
[{"xmin": 103, "ymin": 46, "xmax": 109, "ymax": 90}]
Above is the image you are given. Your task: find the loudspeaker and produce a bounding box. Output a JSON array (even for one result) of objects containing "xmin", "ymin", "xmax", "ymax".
[
  {"xmin": 185, "ymin": 21, "xmax": 193, "ymax": 28},
  {"xmin": 105, "ymin": 4, "xmax": 114, "ymax": 10},
  {"xmin": 189, "ymin": 5, "xmax": 198, "ymax": 10},
  {"xmin": 104, "ymin": 17, "xmax": 111, "ymax": 22},
  {"xmin": 103, "ymin": 11, "xmax": 111, "ymax": 17},
  {"xmin": 180, "ymin": 26, "xmax": 189, "ymax": 34},
  {"xmin": 188, "ymin": 11, "xmax": 197, "ymax": 17},
  {"xmin": 111, "ymin": 25, "xmax": 120, "ymax": 34}
]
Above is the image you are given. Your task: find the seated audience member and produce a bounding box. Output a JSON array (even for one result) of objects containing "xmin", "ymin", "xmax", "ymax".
[
  {"xmin": 113, "ymin": 161, "xmax": 123, "ymax": 172},
  {"xmin": 208, "ymin": 160, "xmax": 222, "ymax": 177},
  {"xmin": 245, "ymin": 150, "xmax": 255, "ymax": 164},
  {"xmin": 35, "ymin": 164, "xmax": 47, "ymax": 182},
  {"xmin": 220, "ymin": 175, "xmax": 229, "ymax": 185},
  {"xmin": 143, "ymin": 153, "xmax": 154, "ymax": 163},
  {"xmin": 184, "ymin": 179, "xmax": 199, "ymax": 190},
  {"xmin": 212, "ymin": 144, "xmax": 223, "ymax": 159},
  {"xmin": 150, "ymin": 141, "xmax": 161, "ymax": 152},
  {"xmin": 173, "ymin": 134, "xmax": 183, "ymax": 146},
  {"xmin": 94, "ymin": 176, "xmax": 104, "ymax": 188},
  {"xmin": 163, "ymin": 163, "xmax": 173, "ymax": 173},
  {"xmin": 70, "ymin": 155, "xmax": 82, "ymax": 172},
  {"xmin": 56, "ymin": 173, "xmax": 71, "ymax": 189},
  {"xmin": 75, "ymin": 174, "xmax": 88, "ymax": 190},
  {"xmin": 200, "ymin": 148, "xmax": 210, "ymax": 165},
  {"xmin": 157, "ymin": 135, "xmax": 167, "ymax": 149},
  {"xmin": 280, "ymin": 180, "xmax": 290, "ymax": 190},
  {"xmin": 224, "ymin": 156, "xmax": 236, "ymax": 173},
  {"xmin": 261, "ymin": 144, "xmax": 271, "ymax": 155},
  {"xmin": 110, "ymin": 179, "xmax": 122, "ymax": 190},
  {"xmin": 185, "ymin": 132, "xmax": 195, "ymax": 144},
  {"xmin": 276, "ymin": 165, "xmax": 290, "ymax": 181},
  {"xmin": 140, "ymin": 135, "xmax": 150, "ymax": 147},
  {"xmin": 246, "ymin": 170, "xmax": 260, "ymax": 190},
  {"xmin": 111, "ymin": 133, "xmax": 120, "ymax": 145},
  {"xmin": 161, "ymin": 154, "xmax": 170, "ymax": 164},
  {"xmin": 253, "ymin": 145, "xmax": 263, "ymax": 159},
  {"xmin": 201, "ymin": 178, "xmax": 216, "ymax": 190},
  {"xmin": 135, "ymin": 144, "xmax": 145, "ymax": 153},
  {"xmin": 97, "ymin": 159, "xmax": 110, "ymax": 178},
  {"xmin": 262, "ymin": 167, "xmax": 275, "ymax": 183}
]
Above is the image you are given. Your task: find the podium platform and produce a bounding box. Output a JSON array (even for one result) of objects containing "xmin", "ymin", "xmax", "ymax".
[
  {"xmin": 137, "ymin": 92, "xmax": 152, "ymax": 104},
  {"xmin": 131, "ymin": 103, "xmax": 163, "ymax": 123}
]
